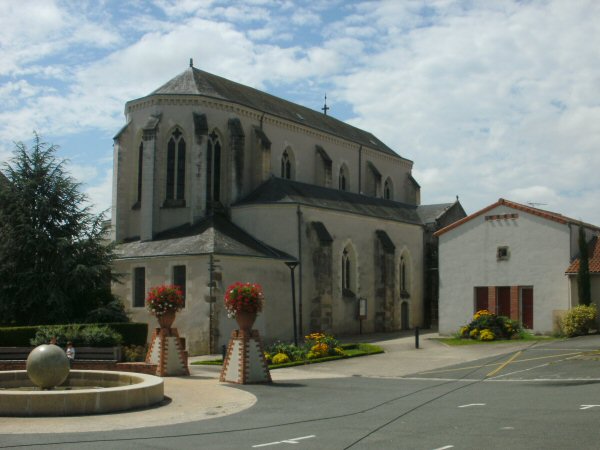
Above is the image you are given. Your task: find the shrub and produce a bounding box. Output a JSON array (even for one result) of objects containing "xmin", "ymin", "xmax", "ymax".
[
  {"xmin": 272, "ymin": 353, "xmax": 290, "ymax": 364},
  {"xmin": 80, "ymin": 325, "xmax": 123, "ymax": 346},
  {"xmin": 122, "ymin": 345, "xmax": 147, "ymax": 362},
  {"xmin": 303, "ymin": 332, "xmax": 341, "ymax": 357},
  {"xmin": 105, "ymin": 323, "xmax": 148, "ymax": 346},
  {"xmin": 562, "ymin": 304, "xmax": 597, "ymax": 337},
  {"xmin": 30, "ymin": 325, "xmax": 83, "ymax": 346},
  {"xmin": 0, "ymin": 326, "xmax": 41, "ymax": 346},
  {"xmin": 457, "ymin": 310, "xmax": 522, "ymax": 341},
  {"xmin": 30, "ymin": 324, "xmax": 122, "ymax": 347},
  {"xmin": 479, "ymin": 329, "xmax": 495, "ymax": 341}
]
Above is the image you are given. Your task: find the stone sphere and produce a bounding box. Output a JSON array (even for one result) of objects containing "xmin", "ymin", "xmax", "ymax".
[{"xmin": 26, "ymin": 344, "xmax": 70, "ymax": 389}]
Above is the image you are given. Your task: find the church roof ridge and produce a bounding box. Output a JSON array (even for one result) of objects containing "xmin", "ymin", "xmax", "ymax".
[
  {"xmin": 137, "ymin": 66, "xmax": 403, "ymax": 159},
  {"xmin": 234, "ymin": 177, "xmax": 422, "ymax": 226}
]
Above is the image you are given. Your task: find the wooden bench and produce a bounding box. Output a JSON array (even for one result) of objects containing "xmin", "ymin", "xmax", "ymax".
[{"xmin": 0, "ymin": 346, "xmax": 121, "ymax": 362}]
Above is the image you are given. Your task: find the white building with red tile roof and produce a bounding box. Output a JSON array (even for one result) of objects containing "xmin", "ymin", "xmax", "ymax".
[{"xmin": 435, "ymin": 199, "xmax": 600, "ymax": 335}]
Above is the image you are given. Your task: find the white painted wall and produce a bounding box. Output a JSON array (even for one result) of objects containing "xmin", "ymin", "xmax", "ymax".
[{"xmin": 438, "ymin": 205, "xmax": 571, "ymax": 335}]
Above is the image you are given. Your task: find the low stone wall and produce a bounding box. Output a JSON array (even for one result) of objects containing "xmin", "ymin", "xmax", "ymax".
[{"xmin": 0, "ymin": 360, "xmax": 158, "ymax": 375}]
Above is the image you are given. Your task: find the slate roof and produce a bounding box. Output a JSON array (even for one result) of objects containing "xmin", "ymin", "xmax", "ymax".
[
  {"xmin": 115, "ymin": 214, "xmax": 293, "ymax": 260},
  {"xmin": 138, "ymin": 66, "xmax": 402, "ymax": 158},
  {"xmin": 435, "ymin": 198, "xmax": 600, "ymax": 237},
  {"xmin": 417, "ymin": 203, "xmax": 455, "ymax": 224},
  {"xmin": 234, "ymin": 177, "xmax": 422, "ymax": 225},
  {"xmin": 565, "ymin": 236, "xmax": 600, "ymax": 274}
]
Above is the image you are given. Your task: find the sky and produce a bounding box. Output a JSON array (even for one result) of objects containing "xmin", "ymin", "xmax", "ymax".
[{"xmin": 1, "ymin": 0, "xmax": 600, "ymax": 225}]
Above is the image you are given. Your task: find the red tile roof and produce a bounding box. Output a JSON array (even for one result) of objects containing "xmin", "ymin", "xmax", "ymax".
[
  {"xmin": 434, "ymin": 198, "xmax": 600, "ymax": 237},
  {"xmin": 565, "ymin": 236, "xmax": 600, "ymax": 274}
]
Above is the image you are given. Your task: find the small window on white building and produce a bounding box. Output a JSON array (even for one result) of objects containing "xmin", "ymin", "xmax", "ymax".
[{"xmin": 497, "ymin": 246, "xmax": 510, "ymax": 261}]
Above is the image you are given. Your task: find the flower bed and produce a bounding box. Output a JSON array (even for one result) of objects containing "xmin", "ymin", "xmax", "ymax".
[{"xmin": 457, "ymin": 310, "xmax": 522, "ymax": 341}]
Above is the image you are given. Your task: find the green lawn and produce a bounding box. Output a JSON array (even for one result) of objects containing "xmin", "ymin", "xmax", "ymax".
[{"xmin": 191, "ymin": 342, "xmax": 384, "ymax": 369}]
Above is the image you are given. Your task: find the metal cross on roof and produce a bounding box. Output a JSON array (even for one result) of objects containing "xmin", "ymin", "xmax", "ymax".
[{"xmin": 322, "ymin": 94, "xmax": 330, "ymax": 115}]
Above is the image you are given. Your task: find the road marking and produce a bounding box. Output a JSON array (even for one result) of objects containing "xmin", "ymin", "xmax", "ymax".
[
  {"xmin": 252, "ymin": 435, "xmax": 316, "ymax": 447},
  {"xmin": 458, "ymin": 403, "xmax": 486, "ymax": 408},
  {"xmin": 487, "ymin": 351, "xmax": 522, "ymax": 377},
  {"xmin": 501, "ymin": 427, "xmax": 515, "ymax": 430},
  {"xmin": 432, "ymin": 446, "xmax": 454, "ymax": 450},
  {"xmin": 418, "ymin": 351, "xmax": 582, "ymax": 375},
  {"xmin": 580, "ymin": 405, "xmax": 600, "ymax": 410}
]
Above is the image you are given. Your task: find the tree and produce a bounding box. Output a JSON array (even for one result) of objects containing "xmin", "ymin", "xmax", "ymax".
[
  {"xmin": 0, "ymin": 134, "xmax": 125, "ymax": 325},
  {"xmin": 577, "ymin": 226, "xmax": 591, "ymax": 306}
]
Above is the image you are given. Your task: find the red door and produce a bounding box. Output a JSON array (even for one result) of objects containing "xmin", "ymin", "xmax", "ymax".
[
  {"xmin": 521, "ymin": 287, "xmax": 534, "ymax": 329},
  {"xmin": 497, "ymin": 287, "xmax": 511, "ymax": 317},
  {"xmin": 474, "ymin": 287, "xmax": 488, "ymax": 312}
]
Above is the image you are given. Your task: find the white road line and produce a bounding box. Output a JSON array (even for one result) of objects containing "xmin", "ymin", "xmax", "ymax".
[
  {"xmin": 252, "ymin": 435, "xmax": 316, "ymax": 447},
  {"xmin": 432, "ymin": 445, "xmax": 454, "ymax": 450},
  {"xmin": 580, "ymin": 405, "xmax": 600, "ymax": 410},
  {"xmin": 458, "ymin": 403, "xmax": 485, "ymax": 408}
]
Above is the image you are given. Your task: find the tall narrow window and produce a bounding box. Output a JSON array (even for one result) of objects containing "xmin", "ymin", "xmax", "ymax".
[
  {"xmin": 176, "ymin": 139, "xmax": 186, "ymax": 200},
  {"xmin": 400, "ymin": 255, "xmax": 410, "ymax": 298},
  {"xmin": 165, "ymin": 128, "xmax": 186, "ymax": 202},
  {"xmin": 136, "ymin": 142, "xmax": 143, "ymax": 204},
  {"xmin": 384, "ymin": 177, "xmax": 393, "ymax": 200},
  {"xmin": 281, "ymin": 150, "xmax": 292, "ymax": 179},
  {"xmin": 339, "ymin": 164, "xmax": 349, "ymax": 191},
  {"xmin": 342, "ymin": 249, "xmax": 350, "ymax": 290},
  {"xmin": 207, "ymin": 131, "xmax": 222, "ymax": 208},
  {"xmin": 172, "ymin": 265, "xmax": 186, "ymax": 307},
  {"xmin": 133, "ymin": 267, "xmax": 145, "ymax": 308}
]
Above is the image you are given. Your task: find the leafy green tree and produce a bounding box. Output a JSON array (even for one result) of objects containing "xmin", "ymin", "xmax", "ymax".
[
  {"xmin": 0, "ymin": 134, "xmax": 125, "ymax": 325},
  {"xmin": 577, "ymin": 226, "xmax": 591, "ymax": 306}
]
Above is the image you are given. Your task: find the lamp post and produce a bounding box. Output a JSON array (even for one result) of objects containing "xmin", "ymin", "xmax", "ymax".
[{"xmin": 285, "ymin": 261, "xmax": 299, "ymax": 346}]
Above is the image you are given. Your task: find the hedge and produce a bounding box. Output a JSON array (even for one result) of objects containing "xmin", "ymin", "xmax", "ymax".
[{"xmin": 0, "ymin": 323, "xmax": 148, "ymax": 347}]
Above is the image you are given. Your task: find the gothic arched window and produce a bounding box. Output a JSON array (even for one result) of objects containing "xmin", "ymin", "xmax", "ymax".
[
  {"xmin": 342, "ymin": 248, "xmax": 350, "ymax": 291},
  {"xmin": 400, "ymin": 254, "xmax": 410, "ymax": 298},
  {"xmin": 166, "ymin": 128, "xmax": 186, "ymax": 202},
  {"xmin": 384, "ymin": 177, "xmax": 393, "ymax": 200},
  {"xmin": 281, "ymin": 148, "xmax": 294, "ymax": 180},
  {"xmin": 207, "ymin": 130, "xmax": 222, "ymax": 208},
  {"xmin": 341, "ymin": 244, "xmax": 357, "ymax": 297}
]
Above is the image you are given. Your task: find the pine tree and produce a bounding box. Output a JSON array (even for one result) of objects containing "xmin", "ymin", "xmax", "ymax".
[
  {"xmin": 577, "ymin": 226, "xmax": 591, "ymax": 306},
  {"xmin": 0, "ymin": 134, "xmax": 125, "ymax": 325}
]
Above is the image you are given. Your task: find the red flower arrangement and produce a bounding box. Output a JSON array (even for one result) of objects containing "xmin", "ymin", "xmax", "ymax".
[
  {"xmin": 224, "ymin": 282, "xmax": 264, "ymax": 318},
  {"xmin": 146, "ymin": 284, "xmax": 184, "ymax": 316}
]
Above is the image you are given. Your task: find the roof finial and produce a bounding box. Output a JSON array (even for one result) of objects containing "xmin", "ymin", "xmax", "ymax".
[
  {"xmin": 189, "ymin": 58, "xmax": 194, "ymax": 68},
  {"xmin": 322, "ymin": 93, "xmax": 330, "ymax": 116}
]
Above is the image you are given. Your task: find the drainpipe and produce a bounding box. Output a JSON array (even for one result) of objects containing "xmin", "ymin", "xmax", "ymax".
[
  {"xmin": 297, "ymin": 205, "xmax": 303, "ymax": 337},
  {"xmin": 259, "ymin": 111, "xmax": 265, "ymax": 130}
]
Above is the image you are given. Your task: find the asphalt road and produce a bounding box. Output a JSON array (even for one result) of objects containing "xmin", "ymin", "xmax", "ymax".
[{"xmin": 2, "ymin": 336, "xmax": 600, "ymax": 449}]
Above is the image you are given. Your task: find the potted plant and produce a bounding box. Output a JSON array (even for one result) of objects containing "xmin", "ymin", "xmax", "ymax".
[
  {"xmin": 146, "ymin": 284, "xmax": 185, "ymax": 329},
  {"xmin": 224, "ymin": 282, "xmax": 264, "ymax": 332}
]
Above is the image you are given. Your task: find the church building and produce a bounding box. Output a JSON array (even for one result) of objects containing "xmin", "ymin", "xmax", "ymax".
[{"xmin": 111, "ymin": 61, "xmax": 453, "ymax": 355}]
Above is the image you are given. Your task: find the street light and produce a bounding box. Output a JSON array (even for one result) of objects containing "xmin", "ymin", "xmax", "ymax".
[{"xmin": 285, "ymin": 261, "xmax": 299, "ymax": 346}]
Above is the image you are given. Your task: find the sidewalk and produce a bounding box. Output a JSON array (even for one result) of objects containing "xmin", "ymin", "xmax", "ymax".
[{"xmin": 0, "ymin": 330, "xmax": 531, "ymax": 434}]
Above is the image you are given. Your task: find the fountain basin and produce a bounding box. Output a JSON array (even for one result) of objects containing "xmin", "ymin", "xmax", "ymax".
[{"xmin": 0, "ymin": 370, "xmax": 164, "ymax": 416}]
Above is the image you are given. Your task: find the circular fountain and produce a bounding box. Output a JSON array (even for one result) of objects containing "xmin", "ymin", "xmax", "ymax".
[{"xmin": 0, "ymin": 345, "xmax": 164, "ymax": 417}]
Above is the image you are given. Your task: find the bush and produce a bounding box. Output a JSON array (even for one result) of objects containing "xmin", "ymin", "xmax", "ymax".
[
  {"xmin": 122, "ymin": 345, "xmax": 147, "ymax": 362},
  {"xmin": 80, "ymin": 325, "xmax": 122, "ymax": 346},
  {"xmin": 0, "ymin": 326, "xmax": 40, "ymax": 346},
  {"xmin": 30, "ymin": 324, "xmax": 122, "ymax": 347},
  {"xmin": 457, "ymin": 310, "xmax": 522, "ymax": 341},
  {"xmin": 102, "ymin": 323, "xmax": 147, "ymax": 346},
  {"xmin": 562, "ymin": 304, "xmax": 597, "ymax": 337},
  {"xmin": 272, "ymin": 353, "xmax": 290, "ymax": 364}
]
